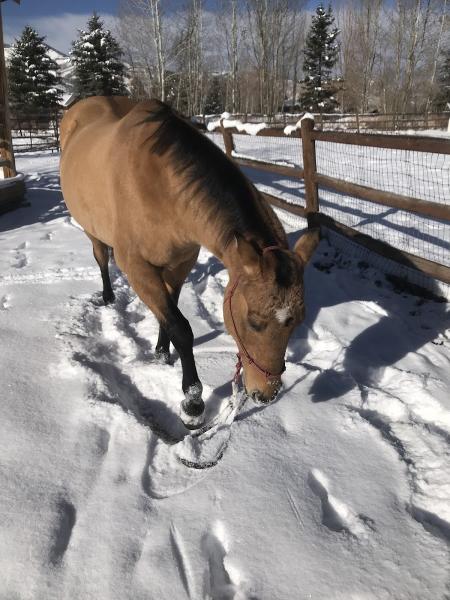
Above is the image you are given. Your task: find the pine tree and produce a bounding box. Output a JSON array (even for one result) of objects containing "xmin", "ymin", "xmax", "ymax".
[
  {"xmin": 301, "ymin": 3, "xmax": 340, "ymax": 113},
  {"xmin": 204, "ymin": 76, "xmax": 224, "ymax": 114},
  {"xmin": 8, "ymin": 26, "xmax": 63, "ymax": 115},
  {"xmin": 71, "ymin": 13, "xmax": 127, "ymax": 98},
  {"xmin": 435, "ymin": 48, "xmax": 450, "ymax": 110}
]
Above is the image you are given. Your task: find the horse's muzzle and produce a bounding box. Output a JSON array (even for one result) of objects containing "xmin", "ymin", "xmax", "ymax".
[{"xmin": 248, "ymin": 380, "xmax": 283, "ymax": 405}]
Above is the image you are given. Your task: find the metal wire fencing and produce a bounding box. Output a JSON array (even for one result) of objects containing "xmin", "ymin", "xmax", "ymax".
[
  {"xmin": 206, "ymin": 127, "xmax": 450, "ymax": 277},
  {"xmin": 315, "ymin": 141, "xmax": 450, "ymax": 268}
]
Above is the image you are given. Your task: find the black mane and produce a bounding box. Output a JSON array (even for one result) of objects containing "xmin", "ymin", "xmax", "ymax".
[{"xmin": 144, "ymin": 101, "xmax": 295, "ymax": 287}]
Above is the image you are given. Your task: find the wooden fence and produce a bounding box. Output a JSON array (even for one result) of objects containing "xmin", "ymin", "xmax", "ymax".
[
  {"xmin": 200, "ymin": 111, "xmax": 450, "ymax": 132},
  {"xmin": 216, "ymin": 119, "xmax": 450, "ymax": 286},
  {"xmin": 309, "ymin": 112, "xmax": 450, "ymax": 132},
  {"xmin": 10, "ymin": 111, "xmax": 61, "ymax": 153}
]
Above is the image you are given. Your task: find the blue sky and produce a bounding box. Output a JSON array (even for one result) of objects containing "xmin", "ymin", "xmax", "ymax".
[
  {"xmin": 2, "ymin": 0, "xmax": 325, "ymax": 53},
  {"xmin": 2, "ymin": 0, "xmax": 119, "ymax": 17},
  {"xmin": 2, "ymin": 1, "xmax": 120, "ymax": 52}
]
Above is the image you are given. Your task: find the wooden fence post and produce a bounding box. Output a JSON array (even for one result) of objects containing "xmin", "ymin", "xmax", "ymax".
[
  {"xmin": 0, "ymin": 4, "xmax": 16, "ymax": 177},
  {"xmin": 220, "ymin": 119, "xmax": 235, "ymax": 158},
  {"xmin": 300, "ymin": 116, "xmax": 319, "ymax": 228}
]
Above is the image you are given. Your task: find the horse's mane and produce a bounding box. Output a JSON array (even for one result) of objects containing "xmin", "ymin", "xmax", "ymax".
[
  {"xmin": 144, "ymin": 101, "xmax": 297, "ymax": 287},
  {"xmin": 144, "ymin": 103, "xmax": 274, "ymax": 241}
]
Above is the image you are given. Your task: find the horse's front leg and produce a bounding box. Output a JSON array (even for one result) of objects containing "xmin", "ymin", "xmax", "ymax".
[{"xmin": 116, "ymin": 252, "xmax": 204, "ymax": 428}]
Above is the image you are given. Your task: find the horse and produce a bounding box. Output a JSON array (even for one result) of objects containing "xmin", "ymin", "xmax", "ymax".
[{"xmin": 60, "ymin": 96, "xmax": 319, "ymax": 428}]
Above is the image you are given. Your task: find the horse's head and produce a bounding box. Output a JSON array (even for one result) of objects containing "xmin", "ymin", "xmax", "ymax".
[{"xmin": 224, "ymin": 229, "xmax": 320, "ymax": 404}]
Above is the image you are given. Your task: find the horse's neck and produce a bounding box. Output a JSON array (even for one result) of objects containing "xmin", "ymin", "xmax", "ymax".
[{"xmin": 191, "ymin": 197, "xmax": 286, "ymax": 269}]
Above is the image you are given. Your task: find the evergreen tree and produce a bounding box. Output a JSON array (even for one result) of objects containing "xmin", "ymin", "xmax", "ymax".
[
  {"xmin": 435, "ymin": 48, "xmax": 450, "ymax": 110},
  {"xmin": 301, "ymin": 3, "xmax": 340, "ymax": 112},
  {"xmin": 204, "ymin": 76, "xmax": 224, "ymax": 114},
  {"xmin": 71, "ymin": 13, "xmax": 127, "ymax": 98},
  {"xmin": 8, "ymin": 26, "xmax": 63, "ymax": 115}
]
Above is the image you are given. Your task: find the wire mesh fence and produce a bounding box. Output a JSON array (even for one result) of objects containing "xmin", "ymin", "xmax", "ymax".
[
  {"xmin": 206, "ymin": 128, "xmax": 450, "ymax": 277},
  {"xmin": 232, "ymin": 133, "xmax": 303, "ymax": 169},
  {"xmin": 312, "ymin": 113, "xmax": 450, "ymax": 133},
  {"xmin": 318, "ymin": 188, "xmax": 450, "ymax": 268},
  {"xmin": 315, "ymin": 141, "xmax": 450, "ymax": 204}
]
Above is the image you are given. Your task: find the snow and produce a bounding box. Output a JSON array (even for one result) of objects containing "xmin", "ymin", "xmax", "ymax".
[
  {"xmin": 0, "ymin": 173, "xmax": 25, "ymax": 187},
  {"xmin": 283, "ymin": 117, "xmax": 305, "ymax": 136},
  {"xmin": 0, "ymin": 150, "xmax": 449, "ymax": 599},
  {"xmin": 207, "ymin": 117, "xmax": 267, "ymax": 136}
]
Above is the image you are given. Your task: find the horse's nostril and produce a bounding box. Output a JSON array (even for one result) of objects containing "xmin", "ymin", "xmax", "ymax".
[
  {"xmin": 250, "ymin": 383, "xmax": 282, "ymax": 405},
  {"xmin": 251, "ymin": 390, "xmax": 263, "ymax": 403}
]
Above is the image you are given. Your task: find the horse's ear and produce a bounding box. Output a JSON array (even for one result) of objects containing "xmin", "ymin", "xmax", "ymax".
[
  {"xmin": 294, "ymin": 228, "xmax": 320, "ymax": 264},
  {"xmin": 234, "ymin": 236, "xmax": 261, "ymax": 277}
]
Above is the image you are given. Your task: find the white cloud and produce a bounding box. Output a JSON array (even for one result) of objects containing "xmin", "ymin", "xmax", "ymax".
[{"xmin": 3, "ymin": 12, "xmax": 117, "ymax": 54}]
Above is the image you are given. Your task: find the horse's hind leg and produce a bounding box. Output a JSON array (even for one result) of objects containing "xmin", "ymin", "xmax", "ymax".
[
  {"xmin": 155, "ymin": 285, "xmax": 180, "ymax": 364},
  {"xmin": 86, "ymin": 233, "xmax": 115, "ymax": 305}
]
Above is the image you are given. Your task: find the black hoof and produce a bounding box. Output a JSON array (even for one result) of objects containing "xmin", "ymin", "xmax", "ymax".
[
  {"xmin": 180, "ymin": 383, "xmax": 205, "ymax": 429},
  {"xmin": 154, "ymin": 348, "xmax": 171, "ymax": 365},
  {"xmin": 180, "ymin": 399, "xmax": 205, "ymax": 429},
  {"xmin": 103, "ymin": 291, "xmax": 115, "ymax": 305}
]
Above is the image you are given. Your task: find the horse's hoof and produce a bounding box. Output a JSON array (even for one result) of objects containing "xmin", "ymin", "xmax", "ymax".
[
  {"xmin": 180, "ymin": 385, "xmax": 205, "ymax": 429},
  {"xmin": 181, "ymin": 411, "xmax": 205, "ymax": 430},
  {"xmin": 154, "ymin": 349, "xmax": 171, "ymax": 365},
  {"xmin": 103, "ymin": 291, "xmax": 115, "ymax": 305}
]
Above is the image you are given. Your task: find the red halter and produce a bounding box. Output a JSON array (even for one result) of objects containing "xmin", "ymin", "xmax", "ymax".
[{"xmin": 227, "ymin": 245, "xmax": 286, "ymax": 384}]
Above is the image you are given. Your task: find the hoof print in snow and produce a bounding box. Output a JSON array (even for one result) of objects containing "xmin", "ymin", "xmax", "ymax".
[
  {"xmin": 48, "ymin": 497, "xmax": 77, "ymax": 566},
  {"xmin": 16, "ymin": 241, "xmax": 30, "ymax": 250},
  {"xmin": 12, "ymin": 251, "xmax": 28, "ymax": 269},
  {"xmin": 90, "ymin": 423, "xmax": 110, "ymax": 457},
  {"xmin": 408, "ymin": 504, "xmax": 450, "ymax": 543},
  {"xmin": 203, "ymin": 523, "xmax": 249, "ymax": 600},
  {"xmin": 0, "ymin": 294, "xmax": 11, "ymax": 310},
  {"xmin": 308, "ymin": 469, "xmax": 372, "ymax": 538}
]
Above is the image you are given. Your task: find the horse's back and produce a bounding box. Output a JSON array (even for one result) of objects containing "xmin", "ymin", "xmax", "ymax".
[{"xmin": 60, "ymin": 96, "xmax": 136, "ymax": 150}]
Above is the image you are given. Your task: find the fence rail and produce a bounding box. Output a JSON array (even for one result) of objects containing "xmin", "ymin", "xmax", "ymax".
[
  {"xmin": 10, "ymin": 111, "xmax": 61, "ymax": 153},
  {"xmin": 202, "ymin": 111, "xmax": 450, "ymax": 132},
  {"xmin": 215, "ymin": 119, "xmax": 450, "ymax": 287}
]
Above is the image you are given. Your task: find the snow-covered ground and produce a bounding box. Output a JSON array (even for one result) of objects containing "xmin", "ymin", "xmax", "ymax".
[{"xmin": 0, "ymin": 151, "xmax": 449, "ymax": 599}]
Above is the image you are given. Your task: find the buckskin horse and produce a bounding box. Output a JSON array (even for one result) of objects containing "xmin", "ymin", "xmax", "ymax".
[{"xmin": 60, "ymin": 97, "xmax": 319, "ymax": 428}]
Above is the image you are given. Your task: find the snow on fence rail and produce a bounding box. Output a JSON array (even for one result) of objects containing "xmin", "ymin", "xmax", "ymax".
[
  {"xmin": 206, "ymin": 118, "xmax": 450, "ymax": 291},
  {"xmin": 200, "ymin": 111, "xmax": 450, "ymax": 133}
]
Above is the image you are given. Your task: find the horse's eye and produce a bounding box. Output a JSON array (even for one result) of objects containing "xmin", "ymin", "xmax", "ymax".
[
  {"xmin": 248, "ymin": 315, "xmax": 267, "ymax": 332},
  {"xmin": 284, "ymin": 317, "xmax": 294, "ymax": 327}
]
